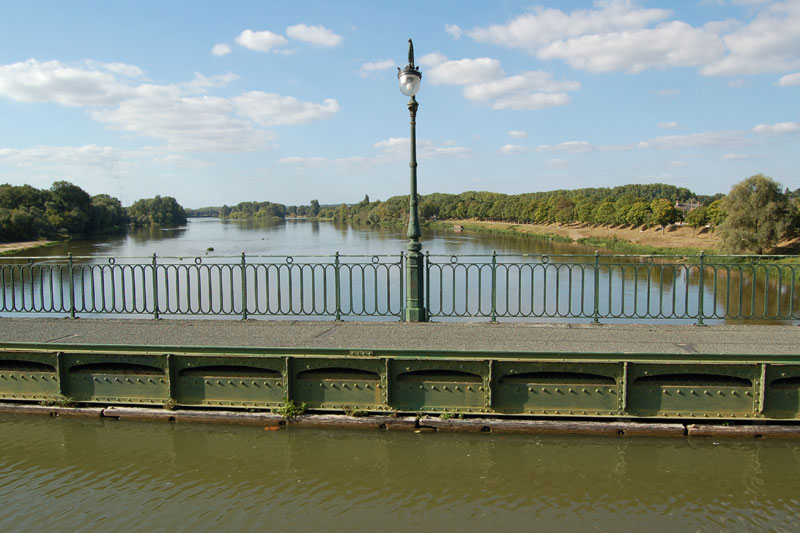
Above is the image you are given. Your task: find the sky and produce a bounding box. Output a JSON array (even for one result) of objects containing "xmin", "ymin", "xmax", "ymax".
[{"xmin": 0, "ymin": 1, "xmax": 798, "ymax": 208}]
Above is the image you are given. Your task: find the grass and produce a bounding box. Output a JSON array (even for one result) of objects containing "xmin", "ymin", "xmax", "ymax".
[{"xmin": 275, "ymin": 398, "xmax": 306, "ymax": 419}]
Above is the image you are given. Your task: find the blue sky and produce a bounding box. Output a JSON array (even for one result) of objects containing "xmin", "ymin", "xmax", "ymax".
[{"xmin": 0, "ymin": 1, "xmax": 798, "ymax": 208}]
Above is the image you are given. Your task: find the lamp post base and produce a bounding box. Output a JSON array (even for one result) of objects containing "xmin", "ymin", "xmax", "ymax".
[{"xmin": 404, "ymin": 246, "xmax": 427, "ymax": 322}]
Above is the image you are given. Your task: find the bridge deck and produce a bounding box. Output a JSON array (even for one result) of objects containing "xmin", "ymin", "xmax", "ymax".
[{"xmin": 1, "ymin": 317, "xmax": 798, "ymax": 356}]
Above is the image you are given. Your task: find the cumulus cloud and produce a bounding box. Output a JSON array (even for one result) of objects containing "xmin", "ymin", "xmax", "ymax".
[
  {"xmin": 468, "ymin": 1, "xmax": 671, "ymax": 50},
  {"xmin": 234, "ymin": 92, "xmax": 339, "ymax": 126},
  {"xmin": 235, "ymin": 29, "xmax": 288, "ymax": 52},
  {"xmin": 752, "ymin": 122, "xmax": 800, "ymax": 135},
  {"xmin": 426, "ymin": 57, "xmax": 504, "ymax": 85},
  {"xmin": 286, "ymin": 24, "xmax": 343, "ymax": 47},
  {"xmin": 0, "ymin": 58, "xmax": 339, "ymax": 153},
  {"xmin": 776, "ymin": 72, "xmax": 800, "ymax": 87},
  {"xmin": 537, "ymin": 21, "xmax": 725, "ymax": 73},
  {"xmin": 0, "ymin": 59, "xmax": 134, "ymax": 106},
  {"xmin": 508, "ymin": 130, "xmax": 528, "ymax": 138},
  {"xmin": 658, "ymin": 122, "xmax": 678, "ymax": 129},
  {"xmin": 422, "ymin": 53, "xmax": 579, "ymax": 111},
  {"xmin": 359, "ymin": 59, "xmax": 395, "ymax": 77},
  {"xmin": 464, "ymin": 71, "xmax": 579, "ymax": 109},
  {"xmin": 444, "ymin": 24, "xmax": 463, "ymax": 39},
  {"xmin": 637, "ymin": 131, "xmax": 746, "ymax": 149},
  {"xmin": 466, "ymin": 1, "xmax": 800, "ymax": 77},
  {"xmin": 499, "ymin": 144, "xmax": 529, "ymax": 155},
  {"xmin": 536, "ymin": 141, "xmax": 596, "ymax": 153},
  {"xmin": 702, "ymin": 2, "xmax": 800, "ymax": 76},
  {"xmin": 281, "ymin": 137, "xmax": 471, "ymax": 167},
  {"xmin": 211, "ymin": 43, "xmax": 232, "ymax": 56}
]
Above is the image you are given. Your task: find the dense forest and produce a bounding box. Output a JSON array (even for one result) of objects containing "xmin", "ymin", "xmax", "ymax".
[{"xmin": 0, "ymin": 181, "xmax": 187, "ymax": 243}]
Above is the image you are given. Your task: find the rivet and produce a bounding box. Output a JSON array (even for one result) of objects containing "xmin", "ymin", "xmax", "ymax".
[{"xmin": 555, "ymin": 388, "xmax": 560, "ymax": 393}]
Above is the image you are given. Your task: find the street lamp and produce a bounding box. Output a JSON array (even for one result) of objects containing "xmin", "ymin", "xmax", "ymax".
[{"xmin": 398, "ymin": 39, "xmax": 426, "ymax": 322}]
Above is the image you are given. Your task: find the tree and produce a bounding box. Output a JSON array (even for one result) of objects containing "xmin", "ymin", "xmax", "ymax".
[
  {"xmin": 718, "ymin": 174, "xmax": 791, "ymax": 254},
  {"xmin": 649, "ymin": 198, "xmax": 681, "ymax": 231},
  {"xmin": 309, "ymin": 199, "xmax": 321, "ymax": 217},
  {"xmin": 685, "ymin": 206, "xmax": 708, "ymax": 236}
]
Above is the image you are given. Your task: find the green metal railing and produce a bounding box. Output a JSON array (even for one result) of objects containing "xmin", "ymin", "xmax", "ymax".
[
  {"xmin": 425, "ymin": 253, "xmax": 799, "ymax": 323},
  {"xmin": 1, "ymin": 253, "xmax": 798, "ymax": 323},
  {"xmin": 0, "ymin": 253, "xmax": 403, "ymax": 320}
]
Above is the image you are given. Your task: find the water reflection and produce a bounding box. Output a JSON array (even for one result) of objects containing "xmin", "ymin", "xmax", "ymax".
[
  {"xmin": 2, "ymin": 219, "xmax": 798, "ymax": 323},
  {"xmin": 0, "ymin": 414, "xmax": 798, "ymax": 531}
]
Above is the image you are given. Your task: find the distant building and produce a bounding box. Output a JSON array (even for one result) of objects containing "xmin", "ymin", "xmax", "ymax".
[{"xmin": 675, "ymin": 199, "xmax": 702, "ymax": 213}]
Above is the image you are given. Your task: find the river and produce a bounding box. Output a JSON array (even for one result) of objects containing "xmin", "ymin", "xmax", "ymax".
[
  {"xmin": 2, "ymin": 220, "xmax": 799, "ymax": 529},
  {"xmin": 1, "ymin": 414, "xmax": 798, "ymax": 531},
  {"xmin": 6, "ymin": 218, "xmax": 798, "ymax": 324}
]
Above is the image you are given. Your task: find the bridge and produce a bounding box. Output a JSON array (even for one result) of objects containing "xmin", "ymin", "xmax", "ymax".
[
  {"xmin": 1, "ymin": 252, "xmax": 798, "ymax": 424},
  {"xmin": 1, "ymin": 317, "xmax": 799, "ymax": 422}
]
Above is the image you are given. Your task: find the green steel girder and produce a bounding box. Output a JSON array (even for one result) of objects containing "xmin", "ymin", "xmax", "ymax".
[{"xmin": 1, "ymin": 342, "xmax": 800, "ymax": 420}]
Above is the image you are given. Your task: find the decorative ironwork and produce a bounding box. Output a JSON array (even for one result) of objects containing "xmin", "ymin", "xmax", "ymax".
[{"xmin": 1, "ymin": 253, "xmax": 798, "ymax": 323}]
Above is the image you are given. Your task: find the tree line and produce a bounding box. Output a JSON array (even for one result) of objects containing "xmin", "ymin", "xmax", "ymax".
[{"xmin": 0, "ymin": 181, "xmax": 187, "ymax": 243}]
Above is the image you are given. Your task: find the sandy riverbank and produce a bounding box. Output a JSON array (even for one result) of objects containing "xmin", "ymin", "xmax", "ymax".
[
  {"xmin": 0, "ymin": 240, "xmax": 54, "ymax": 255},
  {"xmin": 435, "ymin": 220, "xmax": 720, "ymax": 253}
]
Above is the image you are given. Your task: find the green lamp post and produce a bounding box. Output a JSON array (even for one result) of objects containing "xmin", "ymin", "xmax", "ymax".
[{"xmin": 398, "ymin": 39, "xmax": 426, "ymax": 322}]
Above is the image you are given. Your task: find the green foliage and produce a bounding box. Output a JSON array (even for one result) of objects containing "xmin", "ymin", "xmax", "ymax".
[
  {"xmin": 719, "ymin": 174, "xmax": 792, "ymax": 254},
  {"xmin": 685, "ymin": 206, "xmax": 709, "ymax": 235},
  {"xmin": 127, "ymin": 195, "xmax": 188, "ymax": 226},
  {"xmin": 276, "ymin": 398, "xmax": 306, "ymax": 419},
  {"xmin": 649, "ymin": 198, "xmax": 682, "ymax": 229}
]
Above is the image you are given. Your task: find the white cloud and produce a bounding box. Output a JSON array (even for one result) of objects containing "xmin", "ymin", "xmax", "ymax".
[
  {"xmin": 445, "ymin": 24, "xmax": 463, "ymax": 39},
  {"xmin": 538, "ymin": 21, "xmax": 725, "ymax": 73},
  {"xmin": 721, "ymin": 153, "xmax": 750, "ymax": 160},
  {"xmin": 234, "ymin": 92, "xmax": 339, "ymax": 126},
  {"xmin": 467, "ymin": 1, "xmax": 800, "ymax": 77},
  {"xmin": 658, "ymin": 122, "xmax": 678, "ymax": 129},
  {"xmin": 0, "ymin": 59, "xmax": 134, "ymax": 106},
  {"xmin": 752, "ymin": 122, "xmax": 800, "ymax": 135},
  {"xmin": 536, "ymin": 141, "xmax": 596, "ymax": 153},
  {"xmin": 702, "ymin": 2, "xmax": 800, "ymax": 76},
  {"xmin": 728, "ymin": 78, "xmax": 746, "ymax": 88},
  {"xmin": 235, "ymin": 29, "xmax": 288, "ymax": 52},
  {"xmin": 776, "ymin": 72, "xmax": 800, "ymax": 87},
  {"xmin": 359, "ymin": 59, "xmax": 395, "ymax": 77},
  {"xmin": 546, "ymin": 158, "xmax": 568, "ymax": 168},
  {"xmin": 418, "ymin": 52, "xmax": 448, "ymax": 67},
  {"xmin": 286, "ymin": 24, "xmax": 343, "ymax": 47},
  {"xmin": 668, "ymin": 161, "xmax": 686, "ymax": 167},
  {"xmin": 637, "ymin": 131, "xmax": 746, "ymax": 149},
  {"xmin": 211, "ymin": 43, "xmax": 232, "ymax": 56},
  {"xmin": 281, "ymin": 137, "xmax": 470, "ymax": 167},
  {"xmin": 463, "ymin": 70, "xmax": 580, "ymax": 110},
  {"xmin": 468, "ymin": 1, "xmax": 671, "ymax": 50},
  {"xmin": 655, "ymin": 89, "xmax": 680, "ymax": 98},
  {"xmin": 508, "ymin": 130, "xmax": 527, "ymax": 138},
  {"xmin": 0, "ymin": 58, "xmax": 339, "ymax": 153},
  {"xmin": 499, "ymin": 144, "xmax": 529, "ymax": 155},
  {"xmin": 426, "ymin": 57, "xmax": 504, "ymax": 85}
]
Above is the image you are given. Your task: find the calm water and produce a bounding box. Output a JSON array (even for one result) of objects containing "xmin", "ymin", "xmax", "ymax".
[
  {"xmin": 9, "ymin": 218, "xmax": 798, "ymax": 324},
  {"xmin": 20, "ymin": 217, "xmax": 594, "ymax": 258},
  {"xmin": 4, "ymin": 222, "xmax": 799, "ymax": 529},
  {"xmin": 1, "ymin": 414, "xmax": 798, "ymax": 532}
]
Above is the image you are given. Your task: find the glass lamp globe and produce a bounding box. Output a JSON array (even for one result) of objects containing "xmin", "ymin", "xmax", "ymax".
[{"xmin": 398, "ymin": 70, "xmax": 421, "ymax": 97}]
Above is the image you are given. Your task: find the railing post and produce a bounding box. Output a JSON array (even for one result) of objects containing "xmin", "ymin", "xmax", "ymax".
[
  {"xmin": 241, "ymin": 252, "xmax": 248, "ymax": 320},
  {"xmin": 152, "ymin": 253, "xmax": 160, "ymax": 319},
  {"xmin": 425, "ymin": 251, "xmax": 430, "ymax": 321},
  {"xmin": 593, "ymin": 251, "xmax": 600, "ymax": 324},
  {"xmin": 68, "ymin": 253, "xmax": 75, "ymax": 318},
  {"xmin": 334, "ymin": 251, "xmax": 341, "ymax": 321},
  {"xmin": 697, "ymin": 250, "xmax": 705, "ymax": 326},
  {"xmin": 491, "ymin": 251, "xmax": 497, "ymax": 323}
]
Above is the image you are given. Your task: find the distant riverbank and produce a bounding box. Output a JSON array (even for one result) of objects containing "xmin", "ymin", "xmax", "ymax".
[
  {"xmin": 431, "ymin": 219, "xmax": 721, "ymax": 255},
  {"xmin": 0, "ymin": 240, "xmax": 54, "ymax": 255}
]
